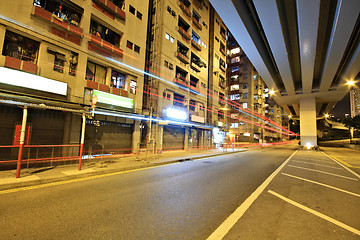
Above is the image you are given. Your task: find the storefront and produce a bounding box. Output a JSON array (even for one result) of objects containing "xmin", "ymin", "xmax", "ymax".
[{"xmin": 163, "ymin": 125, "xmax": 185, "ymax": 150}]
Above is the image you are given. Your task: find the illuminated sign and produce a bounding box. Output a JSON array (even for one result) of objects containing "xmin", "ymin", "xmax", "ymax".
[
  {"xmin": 0, "ymin": 66, "xmax": 67, "ymax": 95},
  {"xmin": 191, "ymin": 115, "xmax": 204, "ymax": 123},
  {"xmin": 166, "ymin": 108, "xmax": 187, "ymax": 120},
  {"xmin": 93, "ymin": 90, "xmax": 134, "ymax": 109}
]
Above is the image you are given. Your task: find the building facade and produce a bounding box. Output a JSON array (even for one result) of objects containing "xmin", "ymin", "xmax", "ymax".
[
  {"xmin": 0, "ymin": 0, "xmax": 149, "ymax": 161},
  {"xmin": 227, "ymin": 32, "xmax": 283, "ymax": 143}
]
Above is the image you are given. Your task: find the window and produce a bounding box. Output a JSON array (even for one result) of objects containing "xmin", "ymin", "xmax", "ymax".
[
  {"xmin": 189, "ymin": 99, "xmax": 196, "ymax": 111},
  {"xmin": 231, "ymin": 56, "xmax": 240, "ymax": 63},
  {"xmin": 243, "ymin": 103, "xmax": 247, "ymax": 108},
  {"xmin": 243, "ymin": 93, "xmax": 248, "ymax": 99},
  {"xmin": 230, "ymin": 123, "xmax": 239, "ymax": 128},
  {"xmin": 165, "ymin": 33, "xmax": 170, "ymax": 40},
  {"xmin": 201, "ymin": 82, "xmax": 206, "ymax": 88},
  {"xmin": 202, "ymin": 22, "xmax": 207, "ymax": 29},
  {"xmin": 33, "ymin": 0, "xmax": 83, "ymax": 26},
  {"xmin": 202, "ymin": 42, "xmax": 207, "ymax": 49},
  {"xmin": 243, "ymin": 73, "xmax": 248, "ymax": 79},
  {"xmin": 170, "ymin": 37, "xmax": 174, "ymax": 43},
  {"xmin": 230, "ymin": 94, "xmax": 240, "ymax": 100},
  {"xmin": 219, "ymin": 58, "xmax": 226, "ymax": 70},
  {"xmin": 137, "ymin": 11, "xmax": 142, "ymax": 20},
  {"xmin": 129, "ymin": 5, "xmax": 135, "ymax": 14},
  {"xmin": 254, "ymin": 94, "xmax": 259, "ymax": 100},
  {"xmin": 173, "ymin": 93, "xmax": 185, "ymax": 107},
  {"xmin": 199, "ymin": 103, "xmax": 205, "ymax": 111},
  {"xmin": 243, "ymin": 83, "xmax": 248, "ymax": 89},
  {"xmin": 2, "ymin": 31, "xmax": 40, "ymax": 63},
  {"xmin": 90, "ymin": 19, "xmax": 121, "ymax": 47},
  {"xmin": 167, "ymin": 93, "xmax": 171, "ymax": 99},
  {"xmin": 167, "ymin": 6, "xmax": 171, "ymax": 13},
  {"xmin": 53, "ymin": 53, "xmax": 65, "ymax": 73},
  {"xmin": 169, "ymin": 63, "xmax": 173, "ymax": 70},
  {"xmin": 215, "ymin": 36, "xmax": 219, "ymax": 42},
  {"xmin": 111, "ymin": 70, "xmax": 126, "ymax": 89},
  {"xmin": 69, "ymin": 52, "xmax": 78, "ymax": 76},
  {"xmin": 130, "ymin": 80, "xmax": 137, "ymax": 94},
  {"xmin": 134, "ymin": 45, "xmax": 140, "ymax": 53},
  {"xmin": 164, "ymin": 60, "xmax": 168, "ymax": 67},
  {"xmin": 127, "ymin": 40, "xmax": 133, "ymax": 49},
  {"xmin": 192, "ymin": 31, "xmax": 201, "ymax": 45},
  {"xmin": 231, "ymin": 75, "xmax": 239, "ymax": 81},
  {"xmin": 230, "ymin": 85, "xmax": 239, "ymax": 91},
  {"xmin": 230, "ymin": 47, "xmax": 240, "ymax": 55},
  {"xmin": 86, "ymin": 61, "xmax": 107, "ymax": 84},
  {"xmin": 231, "ymin": 66, "xmax": 239, "ymax": 72}
]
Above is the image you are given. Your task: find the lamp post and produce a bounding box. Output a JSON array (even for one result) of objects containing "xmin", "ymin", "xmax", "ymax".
[{"xmin": 347, "ymin": 80, "xmax": 355, "ymax": 141}]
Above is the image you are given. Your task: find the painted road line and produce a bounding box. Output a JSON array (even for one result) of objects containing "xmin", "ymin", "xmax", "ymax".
[
  {"xmin": 268, "ymin": 190, "xmax": 360, "ymax": 236},
  {"xmin": 206, "ymin": 150, "xmax": 298, "ymax": 240},
  {"xmin": 282, "ymin": 173, "xmax": 360, "ymax": 198},
  {"xmin": 320, "ymin": 152, "xmax": 354, "ymax": 168},
  {"xmin": 321, "ymin": 152, "xmax": 360, "ymax": 179},
  {"xmin": 287, "ymin": 165, "xmax": 358, "ymax": 181},
  {"xmin": 294, "ymin": 157, "xmax": 335, "ymax": 164},
  {"xmin": 291, "ymin": 160, "xmax": 343, "ymax": 170}
]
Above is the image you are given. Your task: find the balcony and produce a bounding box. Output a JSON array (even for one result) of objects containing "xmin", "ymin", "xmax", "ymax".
[
  {"xmin": 220, "ymin": 31, "xmax": 226, "ymax": 40},
  {"xmin": 92, "ymin": 0, "xmax": 126, "ymax": 20},
  {"xmin": 179, "ymin": 1, "xmax": 191, "ymax": 18},
  {"xmin": 177, "ymin": 26, "xmax": 191, "ymax": 41},
  {"xmin": 4, "ymin": 56, "xmax": 37, "ymax": 74},
  {"xmin": 220, "ymin": 64, "xmax": 226, "ymax": 72},
  {"xmin": 220, "ymin": 47, "xmax": 226, "ymax": 56},
  {"xmin": 174, "ymin": 76, "xmax": 188, "ymax": 87},
  {"xmin": 219, "ymin": 80, "xmax": 226, "ymax": 89},
  {"xmin": 192, "ymin": 17, "xmax": 202, "ymax": 30},
  {"xmin": 32, "ymin": 6, "xmax": 83, "ymax": 45},
  {"xmin": 88, "ymin": 34, "xmax": 123, "ymax": 59},
  {"xmin": 111, "ymin": 87, "xmax": 128, "ymax": 97},
  {"xmin": 191, "ymin": 40, "xmax": 202, "ymax": 51},
  {"xmin": 190, "ymin": 62, "xmax": 200, "ymax": 72},
  {"xmin": 86, "ymin": 80, "xmax": 109, "ymax": 92},
  {"xmin": 193, "ymin": 0, "xmax": 203, "ymax": 10},
  {"xmin": 189, "ymin": 84, "xmax": 201, "ymax": 94},
  {"xmin": 176, "ymin": 52, "xmax": 190, "ymax": 64}
]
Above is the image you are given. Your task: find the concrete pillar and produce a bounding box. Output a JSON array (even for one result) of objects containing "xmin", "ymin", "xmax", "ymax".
[
  {"xmin": 132, "ymin": 120, "xmax": 141, "ymax": 153},
  {"xmin": 0, "ymin": 25, "xmax": 6, "ymax": 57},
  {"xmin": 300, "ymin": 97, "xmax": 317, "ymax": 147},
  {"xmin": 154, "ymin": 123, "xmax": 163, "ymax": 153},
  {"xmin": 184, "ymin": 127, "xmax": 189, "ymax": 150}
]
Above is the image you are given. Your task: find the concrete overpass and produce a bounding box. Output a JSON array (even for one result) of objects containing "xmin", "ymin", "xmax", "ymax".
[{"xmin": 210, "ymin": 0, "xmax": 360, "ymax": 147}]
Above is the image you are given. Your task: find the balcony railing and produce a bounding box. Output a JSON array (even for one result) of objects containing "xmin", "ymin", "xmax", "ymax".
[
  {"xmin": 4, "ymin": 56, "xmax": 37, "ymax": 74},
  {"xmin": 177, "ymin": 26, "xmax": 191, "ymax": 41},
  {"xmin": 190, "ymin": 62, "xmax": 200, "ymax": 72},
  {"xmin": 191, "ymin": 40, "xmax": 202, "ymax": 51},
  {"xmin": 192, "ymin": 17, "xmax": 202, "ymax": 30},
  {"xmin": 179, "ymin": 1, "xmax": 191, "ymax": 18},
  {"xmin": 220, "ymin": 31, "xmax": 226, "ymax": 40},
  {"xmin": 86, "ymin": 80, "xmax": 128, "ymax": 97},
  {"xmin": 219, "ymin": 80, "xmax": 226, "ymax": 89},
  {"xmin": 92, "ymin": 0, "xmax": 126, "ymax": 20},
  {"xmin": 220, "ymin": 47, "xmax": 226, "ymax": 56},
  {"xmin": 193, "ymin": 0, "xmax": 203, "ymax": 10},
  {"xmin": 88, "ymin": 34, "xmax": 123, "ymax": 59},
  {"xmin": 176, "ymin": 51, "xmax": 190, "ymax": 64},
  {"xmin": 189, "ymin": 84, "xmax": 201, "ymax": 94},
  {"xmin": 219, "ymin": 64, "xmax": 226, "ymax": 72},
  {"xmin": 32, "ymin": 6, "xmax": 83, "ymax": 45}
]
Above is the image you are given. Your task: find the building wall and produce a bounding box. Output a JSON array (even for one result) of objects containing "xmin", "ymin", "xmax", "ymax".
[{"xmin": 0, "ymin": 0, "xmax": 148, "ymax": 153}]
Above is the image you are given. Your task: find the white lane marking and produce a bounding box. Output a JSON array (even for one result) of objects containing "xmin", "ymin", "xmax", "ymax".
[
  {"xmin": 287, "ymin": 165, "xmax": 358, "ymax": 181},
  {"xmin": 282, "ymin": 173, "xmax": 360, "ymax": 198},
  {"xmin": 206, "ymin": 150, "xmax": 298, "ymax": 240},
  {"xmin": 321, "ymin": 151, "xmax": 360, "ymax": 179},
  {"xmin": 291, "ymin": 160, "xmax": 343, "ymax": 170},
  {"xmin": 294, "ymin": 157, "xmax": 335, "ymax": 164},
  {"xmin": 268, "ymin": 190, "xmax": 360, "ymax": 236}
]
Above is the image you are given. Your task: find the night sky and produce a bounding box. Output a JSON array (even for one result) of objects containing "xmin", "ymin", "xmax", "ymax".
[{"xmin": 330, "ymin": 92, "xmax": 350, "ymax": 118}]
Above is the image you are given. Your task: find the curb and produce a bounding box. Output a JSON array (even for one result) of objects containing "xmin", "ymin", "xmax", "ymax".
[{"xmin": 0, "ymin": 150, "xmax": 244, "ymax": 192}]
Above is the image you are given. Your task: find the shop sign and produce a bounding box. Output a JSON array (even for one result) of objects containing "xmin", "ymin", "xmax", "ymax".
[
  {"xmin": 93, "ymin": 90, "xmax": 134, "ymax": 109},
  {"xmin": 191, "ymin": 115, "xmax": 204, "ymax": 123}
]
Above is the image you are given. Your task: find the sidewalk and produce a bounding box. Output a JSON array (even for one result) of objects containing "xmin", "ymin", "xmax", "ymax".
[{"xmin": 0, "ymin": 148, "xmax": 246, "ymax": 191}]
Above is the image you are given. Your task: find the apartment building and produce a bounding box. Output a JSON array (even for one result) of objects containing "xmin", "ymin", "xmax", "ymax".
[
  {"xmin": 144, "ymin": 0, "xmax": 224, "ymax": 151},
  {"xmin": 227, "ymin": 33, "xmax": 283, "ymax": 143},
  {"xmin": 0, "ymin": 0, "xmax": 148, "ymax": 159},
  {"xmin": 350, "ymin": 89, "xmax": 360, "ymax": 117}
]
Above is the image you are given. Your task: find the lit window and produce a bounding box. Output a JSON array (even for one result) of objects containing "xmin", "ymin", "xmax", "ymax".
[
  {"xmin": 230, "ymin": 47, "xmax": 240, "ymax": 55},
  {"xmin": 230, "ymin": 85, "xmax": 239, "ymax": 91},
  {"xmin": 165, "ymin": 33, "xmax": 170, "ymax": 40},
  {"xmin": 130, "ymin": 80, "xmax": 137, "ymax": 94},
  {"xmin": 111, "ymin": 70, "xmax": 126, "ymax": 89},
  {"xmin": 230, "ymin": 94, "xmax": 240, "ymax": 100},
  {"xmin": 231, "ymin": 56, "xmax": 240, "ymax": 63},
  {"xmin": 243, "ymin": 93, "xmax": 248, "ymax": 99},
  {"xmin": 243, "ymin": 103, "xmax": 247, "ymax": 108},
  {"xmin": 170, "ymin": 37, "xmax": 174, "ymax": 43}
]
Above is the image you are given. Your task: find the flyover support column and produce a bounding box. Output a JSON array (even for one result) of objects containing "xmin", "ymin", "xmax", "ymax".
[{"xmin": 299, "ymin": 97, "xmax": 317, "ymax": 148}]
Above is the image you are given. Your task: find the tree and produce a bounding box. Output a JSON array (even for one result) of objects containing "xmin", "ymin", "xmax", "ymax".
[{"xmin": 342, "ymin": 115, "xmax": 360, "ymax": 129}]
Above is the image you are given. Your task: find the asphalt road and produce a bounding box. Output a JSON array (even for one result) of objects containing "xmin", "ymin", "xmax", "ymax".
[{"xmin": 0, "ymin": 145, "xmax": 296, "ymax": 240}]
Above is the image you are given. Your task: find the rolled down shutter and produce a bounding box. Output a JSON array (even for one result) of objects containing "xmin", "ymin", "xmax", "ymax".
[{"xmin": 163, "ymin": 125, "xmax": 185, "ymax": 150}]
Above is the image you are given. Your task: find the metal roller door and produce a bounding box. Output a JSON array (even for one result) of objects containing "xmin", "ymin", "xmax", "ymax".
[
  {"xmin": 84, "ymin": 121, "xmax": 133, "ymax": 154},
  {"xmin": 163, "ymin": 125, "xmax": 185, "ymax": 150}
]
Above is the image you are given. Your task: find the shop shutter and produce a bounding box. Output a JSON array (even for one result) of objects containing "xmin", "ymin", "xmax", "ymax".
[{"xmin": 163, "ymin": 125, "xmax": 185, "ymax": 150}]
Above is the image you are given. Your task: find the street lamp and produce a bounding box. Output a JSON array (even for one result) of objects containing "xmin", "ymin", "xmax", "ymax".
[
  {"xmin": 269, "ymin": 90, "xmax": 275, "ymax": 95},
  {"xmin": 347, "ymin": 80, "xmax": 356, "ymax": 140},
  {"xmin": 325, "ymin": 114, "xmax": 329, "ymax": 118}
]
